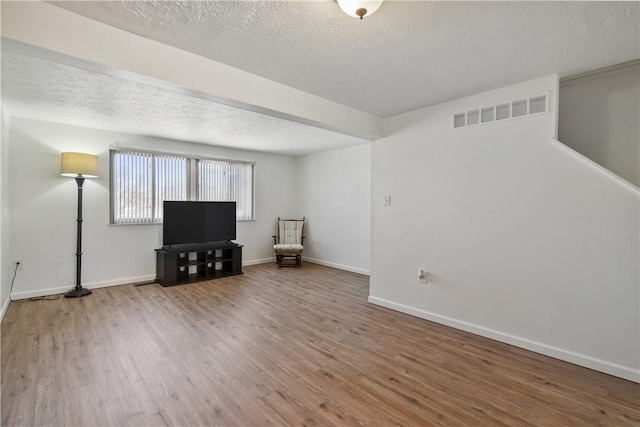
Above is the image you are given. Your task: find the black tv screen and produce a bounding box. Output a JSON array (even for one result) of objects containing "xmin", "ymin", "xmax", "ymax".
[{"xmin": 163, "ymin": 201, "xmax": 236, "ymax": 247}]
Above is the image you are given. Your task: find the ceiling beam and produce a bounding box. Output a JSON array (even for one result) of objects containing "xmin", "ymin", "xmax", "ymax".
[{"xmin": 1, "ymin": 1, "xmax": 382, "ymax": 140}]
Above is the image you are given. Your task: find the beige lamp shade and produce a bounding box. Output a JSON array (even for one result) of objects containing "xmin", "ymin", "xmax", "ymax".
[{"xmin": 60, "ymin": 152, "xmax": 99, "ymax": 178}]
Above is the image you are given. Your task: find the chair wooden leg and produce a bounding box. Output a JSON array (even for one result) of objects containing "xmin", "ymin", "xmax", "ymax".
[{"xmin": 274, "ymin": 253, "xmax": 302, "ymax": 268}]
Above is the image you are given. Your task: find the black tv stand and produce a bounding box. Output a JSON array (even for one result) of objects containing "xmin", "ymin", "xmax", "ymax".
[
  {"xmin": 155, "ymin": 241, "xmax": 243, "ymax": 286},
  {"xmin": 162, "ymin": 240, "xmax": 239, "ymax": 252}
]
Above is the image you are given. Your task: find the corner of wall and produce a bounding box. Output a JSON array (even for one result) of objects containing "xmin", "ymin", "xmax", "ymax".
[
  {"xmin": 0, "ymin": 107, "xmax": 11, "ymax": 321},
  {"xmin": 552, "ymin": 73, "xmax": 560, "ymax": 140},
  {"xmin": 294, "ymin": 144, "xmax": 372, "ymax": 273}
]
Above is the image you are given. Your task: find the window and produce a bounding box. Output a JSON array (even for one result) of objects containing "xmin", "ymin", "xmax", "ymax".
[
  {"xmin": 197, "ymin": 159, "xmax": 254, "ymax": 221},
  {"xmin": 110, "ymin": 149, "xmax": 254, "ymax": 224}
]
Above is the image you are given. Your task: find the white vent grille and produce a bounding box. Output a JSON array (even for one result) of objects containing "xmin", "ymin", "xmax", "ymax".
[
  {"xmin": 481, "ymin": 107, "xmax": 494, "ymax": 123},
  {"xmin": 453, "ymin": 93, "xmax": 548, "ymax": 129},
  {"xmin": 467, "ymin": 109, "xmax": 480, "ymax": 125},
  {"xmin": 496, "ymin": 103, "xmax": 510, "ymax": 120},
  {"xmin": 512, "ymin": 99, "xmax": 527, "ymax": 117},
  {"xmin": 529, "ymin": 95, "xmax": 546, "ymax": 114}
]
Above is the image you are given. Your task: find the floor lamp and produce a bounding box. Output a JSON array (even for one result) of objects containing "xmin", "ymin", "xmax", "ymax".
[{"xmin": 61, "ymin": 152, "xmax": 98, "ymax": 298}]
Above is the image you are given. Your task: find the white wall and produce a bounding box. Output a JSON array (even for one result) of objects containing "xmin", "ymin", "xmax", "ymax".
[
  {"xmin": 0, "ymin": 108, "xmax": 10, "ymax": 319},
  {"xmin": 8, "ymin": 118, "xmax": 297, "ymax": 298},
  {"xmin": 559, "ymin": 62, "xmax": 640, "ymax": 187},
  {"xmin": 370, "ymin": 75, "xmax": 640, "ymax": 381},
  {"xmin": 296, "ymin": 145, "xmax": 371, "ymax": 274}
]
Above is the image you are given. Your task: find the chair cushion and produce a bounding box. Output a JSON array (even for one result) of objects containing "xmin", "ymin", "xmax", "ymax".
[
  {"xmin": 279, "ymin": 220, "xmax": 304, "ymax": 245},
  {"xmin": 273, "ymin": 244, "xmax": 304, "ymax": 251}
]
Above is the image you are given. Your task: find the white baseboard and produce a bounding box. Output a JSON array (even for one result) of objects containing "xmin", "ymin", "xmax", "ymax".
[
  {"xmin": 9, "ymin": 259, "xmax": 280, "ymax": 299},
  {"xmin": 7, "ymin": 257, "xmax": 362, "ymax": 301},
  {"xmin": 368, "ymin": 296, "xmax": 640, "ymax": 383},
  {"xmin": 10, "ymin": 274, "xmax": 156, "ymax": 300},
  {"xmin": 0, "ymin": 296, "xmax": 10, "ymax": 323},
  {"xmin": 11, "ymin": 259, "xmax": 287, "ymax": 300},
  {"xmin": 305, "ymin": 258, "xmax": 370, "ymax": 276}
]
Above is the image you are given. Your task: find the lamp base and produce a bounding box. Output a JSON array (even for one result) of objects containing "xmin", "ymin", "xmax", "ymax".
[{"xmin": 64, "ymin": 287, "xmax": 92, "ymax": 298}]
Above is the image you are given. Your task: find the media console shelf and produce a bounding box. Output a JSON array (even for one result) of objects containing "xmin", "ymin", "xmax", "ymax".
[{"xmin": 155, "ymin": 242, "xmax": 243, "ymax": 286}]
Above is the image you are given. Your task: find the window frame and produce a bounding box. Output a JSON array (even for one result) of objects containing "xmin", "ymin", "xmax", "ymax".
[{"xmin": 109, "ymin": 147, "xmax": 256, "ymax": 225}]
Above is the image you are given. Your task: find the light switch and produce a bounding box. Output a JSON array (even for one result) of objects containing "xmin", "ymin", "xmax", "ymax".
[{"xmin": 383, "ymin": 195, "xmax": 391, "ymax": 206}]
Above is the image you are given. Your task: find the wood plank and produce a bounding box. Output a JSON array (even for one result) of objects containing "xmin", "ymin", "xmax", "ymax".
[{"xmin": 2, "ymin": 263, "xmax": 638, "ymax": 426}]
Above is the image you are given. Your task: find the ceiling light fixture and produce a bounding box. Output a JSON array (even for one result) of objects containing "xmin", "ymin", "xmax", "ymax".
[{"xmin": 337, "ymin": 0, "xmax": 383, "ymax": 20}]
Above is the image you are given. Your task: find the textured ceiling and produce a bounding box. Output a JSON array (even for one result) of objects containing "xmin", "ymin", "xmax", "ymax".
[
  {"xmin": 3, "ymin": 1, "xmax": 638, "ymax": 156},
  {"xmin": 51, "ymin": 0, "xmax": 640, "ymax": 117},
  {"xmin": 1, "ymin": 51, "xmax": 368, "ymax": 156}
]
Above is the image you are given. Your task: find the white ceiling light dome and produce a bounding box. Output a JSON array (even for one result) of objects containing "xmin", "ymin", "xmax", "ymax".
[{"xmin": 337, "ymin": 0, "xmax": 384, "ymax": 20}]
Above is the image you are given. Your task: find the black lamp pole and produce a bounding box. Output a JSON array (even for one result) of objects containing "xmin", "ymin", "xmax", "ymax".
[{"xmin": 65, "ymin": 175, "xmax": 92, "ymax": 298}]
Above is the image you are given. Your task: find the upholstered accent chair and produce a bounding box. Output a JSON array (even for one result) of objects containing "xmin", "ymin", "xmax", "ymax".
[{"xmin": 272, "ymin": 217, "xmax": 305, "ymax": 268}]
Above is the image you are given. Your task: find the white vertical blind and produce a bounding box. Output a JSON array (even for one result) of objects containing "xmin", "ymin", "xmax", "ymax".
[
  {"xmin": 112, "ymin": 151, "xmax": 153, "ymax": 224},
  {"xmin": 197, "ymin": 160, "xmax": 229, "ymax": 201},
  {"xmin": 197, "ymin": 159, "xmax": 254, "ymax": 220},
  {"xmin": 154, "ymin": 155, "xmax": 188, "ymax": 221},
  {"xmin": 111, "ymin": 150, "xmax": 254, "ymax": 223}
]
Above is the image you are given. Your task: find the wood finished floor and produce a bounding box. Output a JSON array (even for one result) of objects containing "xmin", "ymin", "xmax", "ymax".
[{"xmin": 1, "ymin": 263, "xmax": 639, "ymax": 426}]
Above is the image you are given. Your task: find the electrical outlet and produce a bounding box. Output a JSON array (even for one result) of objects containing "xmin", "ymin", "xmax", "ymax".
[
  {"xmin": 418, "ymin": 268, "xmax": 427, "ymax": 282},
  {"xmin": 13, "ymin": 258, "xmax": 23, "ymax": 269}
]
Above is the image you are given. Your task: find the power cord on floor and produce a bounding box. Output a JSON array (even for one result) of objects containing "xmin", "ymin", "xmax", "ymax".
[{"xmin": 9, "ymin": 261, "xmax": 61, "ymax": 303}]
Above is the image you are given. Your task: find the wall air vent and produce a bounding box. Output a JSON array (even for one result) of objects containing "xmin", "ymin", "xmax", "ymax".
[{"xmin": 453, "ymin": 93, "xmax": 548, "ymax": 129}]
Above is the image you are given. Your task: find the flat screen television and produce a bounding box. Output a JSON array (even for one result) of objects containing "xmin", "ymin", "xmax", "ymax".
[{"xmin": 163, "ymin": 201, "xmax": 236, "ymax": 247}]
